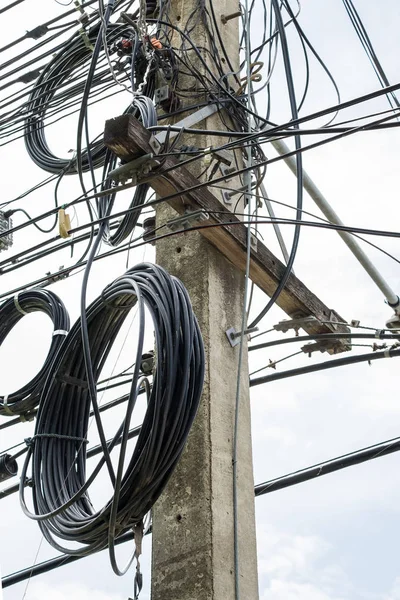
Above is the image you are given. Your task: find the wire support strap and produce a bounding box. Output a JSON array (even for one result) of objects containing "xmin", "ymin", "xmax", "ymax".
[
  {"xmin": 25, "ymin": 434, "xmax": 89, "ymax": 447},
  {"xmin": 13, "ymin": 292, "xmax": 27, "ymax": 315}
]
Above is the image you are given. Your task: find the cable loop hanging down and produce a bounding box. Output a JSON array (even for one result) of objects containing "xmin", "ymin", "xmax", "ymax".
[
  {"xmin": 23, "ymin": 21, "xmax": 151, "ymax": 175},
  {"xmin": 0, "ymin": 289, "xmax": 70, "ymax": 417},
  {"xmin": 99, "ymin": 95, "xmax": 157, "ymax": 248},
  {"xmin": 19, "ymin": 263, "xmax": 205, "ymax": 575}
]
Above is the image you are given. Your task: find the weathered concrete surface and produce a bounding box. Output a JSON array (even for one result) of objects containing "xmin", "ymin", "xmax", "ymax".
[
  {"xmin": 152, "ymin": 202, "xmax": 259, "ymax": 600},
  {"xmin": 151, "ymin": 0, "xmax": 259, "ymax": 594}
]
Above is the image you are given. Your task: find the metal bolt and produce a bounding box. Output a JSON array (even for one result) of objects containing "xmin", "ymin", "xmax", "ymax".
[{"xmin": 221, "ymin": 10, "xmax": 242, "ymax": 24}]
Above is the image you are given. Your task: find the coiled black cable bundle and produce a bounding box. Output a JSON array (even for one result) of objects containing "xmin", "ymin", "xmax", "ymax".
[
  {"xmin": 19, "ymin": 263, "xmax": 204, "ymax": 574},
  {"xmin": 0, "ymin": 289, "xmax": 70, "ymax": 417},
  {"xmin": 99, "ymin": 95, "xmax": 157, "ymax": 247},
  {"xmin": 24, "ymin": 21, "xmax": 142, "ymax": 175}
]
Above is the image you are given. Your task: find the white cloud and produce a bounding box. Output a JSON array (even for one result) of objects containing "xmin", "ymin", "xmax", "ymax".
[
  {"xmin": 254, "ymin": 425, "xmax": 297, "ymax": 447},
  {"xmin": 25, "ymin": 582, "xmax": 125, "ymax": 600},
  {"xmin": 261, "ymin": 579, "xmax": 345, "ymax": 600},
  {"xmin": 257, "ymin": 524, "xmax": 353, "ymax": 600},
  {"xmin": 258, "ymin": 525, "xmax": 329, "ymax": 578},
  {"xmin": 384, "ymin": 578, "xmax": 400, "ymax": 600},
  {"xmin": 258, "ymin": 525, "xmax": 330, "ymax": 579}
]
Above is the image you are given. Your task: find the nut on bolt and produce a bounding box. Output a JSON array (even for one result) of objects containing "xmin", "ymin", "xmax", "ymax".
[{"xmin": 140, "ymin": 351, "xmax": 155, "ymax": 375}]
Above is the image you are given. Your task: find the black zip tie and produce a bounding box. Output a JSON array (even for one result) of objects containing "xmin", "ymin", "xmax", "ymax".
[
  {"xmin": 26, "ymin": 434, "xmax": 88, "ymax": 445},
  {"xmin": 55, "ymin": 373, "xmax": 89, "ymax": 389}
]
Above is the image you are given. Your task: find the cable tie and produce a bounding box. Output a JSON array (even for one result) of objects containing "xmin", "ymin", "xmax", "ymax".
[
  {"xmin": 74, "ymin": 0, "xmax": 89, "ymax": 25},
  {"xmin": 375, "ymin": 329, "xmax": 383, "ymax": 338},
  {"xmin": 53, "ymin": 329, "xmax": 69, "ymax": 337},
  {"xmin": 384, "ymin": 348, "xmax": 392, "ymax": 358},
  {"xmin": 78, "ymin": 27, "xmax": 94, "ymax": 51},
  {"xmin": 56, "ymin": 373, "xmax": 88, "ymax": 389},
  {"xmin": 14, "ymin": 292, "xmax": 27, "ymax": 315},
  {"xmin": 29, "ymin": 433, "xmax": 89, "ymax": 444},
  {"xmin": 2, "ymin": 395, "xmax": 14, "ymax": 416},
  {"xmin": 20, "ymin": 412, "xmax": 34, "ymax": 423}
]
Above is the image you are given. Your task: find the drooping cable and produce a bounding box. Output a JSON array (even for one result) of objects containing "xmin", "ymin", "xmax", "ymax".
[
  {"xmin": 0, "ymin": 289, "xmax": 70, "ymax": 417},
  {"xmin": 19, "ymin": 263, "xmax": 204, "ymax": 574},
  {"xmin": 250, "ymin": 345, "xmax": 400, "ymax": 386},
  {"xmin": 24, "ymin": 21, "xmax": 133, "ymax": 175},
  {"xmin": 248, "ymin": 0, "xmax": 303, "ymax": 328}
]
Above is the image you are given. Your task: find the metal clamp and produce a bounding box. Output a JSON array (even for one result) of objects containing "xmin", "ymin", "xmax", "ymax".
[
  {"xmin": 226, "ymin": 326, "xmax": 259, "ymax": 347},
  {"xmin": 301, "ymin": 340, "xmax": 343, "ymax": 356},
  {"xmin": 274, "ymin": 316, "xmax": 318, "ymax": 335},
  {"xmin": 166, "ymin": 209, "xmax": 209, "ymax": 232},
  {"xmin": 108, "ymin": 154, "xmax": 160, "ymax": 185}
]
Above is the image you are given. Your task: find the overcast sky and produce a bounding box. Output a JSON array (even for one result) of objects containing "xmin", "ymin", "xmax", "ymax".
[{"xmin": 1, "ymin": 1, "xmax": 400, "ymax": 599}]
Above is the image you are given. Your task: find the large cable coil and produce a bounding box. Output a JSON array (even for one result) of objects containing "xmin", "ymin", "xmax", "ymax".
[
  {"xmin": 0, "ymin": 289, "xmax": 70, "ymax": 417},
  {"xmin": 20, "ymin": 263, "xmax": 204, "ymax": 573},
  {"xmin": 24, "ymin": 21, "xmax": 149, "ymax": 175}
]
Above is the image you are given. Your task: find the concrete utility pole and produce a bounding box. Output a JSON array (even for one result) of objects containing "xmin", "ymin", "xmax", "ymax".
[
  {"xmin": 151, "ymin": 2, "xmax": 260, "ymax": 600},
  {"xmin": 104, "ymin": 7, "xmax": 348, "ymax": 597}
]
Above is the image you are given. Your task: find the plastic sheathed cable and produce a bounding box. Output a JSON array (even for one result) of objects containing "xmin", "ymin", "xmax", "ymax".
[
  {"xmin": 0, "ymin": 289, "xmax": 70, "ymax": 417},
  {"xmin": 24, "ymin": 21, "xmax": 136, "ymax": 175},
  {"xmin": 19, "ymin": 263, "xmax": 204, "ymax": 574}
]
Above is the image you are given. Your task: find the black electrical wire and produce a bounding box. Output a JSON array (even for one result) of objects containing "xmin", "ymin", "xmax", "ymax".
[
  {"xmin": 247, "ymin": 0, "xmax": 303, "ymax": 329},
  {"xmin": 9, "ymin": 428, "xmax": 400, "ymax": 587},
  {"xmin": 5, "ymin": 423, "xmax": 400, "ymax": 588},
  {"xmin": 3, "ymin": 80, "xmax": 400, "ymax": 251},
  {"xmin": 24, "ymin": 20, "xmax": 135, "ymax": 175},
  {"xmin": 281, "ymin": 0, "xmax": 341, "ymax": 125},
  {"xmin": 1, "ymin": 73, "xmax": 127, "ymax": 147},
  {"xmin": 342, "ymin": 0, "xmax": 400, "ymax": 112},
  {"xmin": 99, "ymin": 96, "xmax": 157, "ymax": 247},
  {"xmin": 0, "ymin": 25, "xmax": 88, "ymax": 87},
  {"xmin": 0, "ymin": 219, "xmax": 125, "ymax": 276},
  {"xmin": 0, "ymin": 289, "xmax": 70, "ymax": 417},
  {"xmin": 0, "ymin": 0, "xmax": 99, "ymax": 54},
  {"xmin": 3, "ymin": 207, "xmax": 58, "ymax": 234},
  {"xmin": 0, "ymin": 379, "xmax": 139, "ymax": 432},
  {"xmin": 249, "ymin": 332, "xmax": 400, "ymax": 352},
  {"xmin": 0, "ymin": 0, "xmax": 26, "ymax": 15},
  {"xmin": 19, "ymin": 263, "xmax": 204, "ymax": 574},
  {"xmin": 0, "ymin": 4, "xmax": 139, "ymax": 123},
  {"xmin": 0, "ymin": 173, "xmax": 59, "ymax": 210},
  {"xmin": 1, "ymin": 530, "xmax": 140, "ymax": 588},
  {"xmin": 250, "ymin": 346, "xmax": 400, "ymax": 386},
  {"xmin": 0, "ymin": 422, "xmax": 143, "ymax": 482},
  {"xmin": 255, "ymin": 434, "xmax": 400, "ymax": 496},
  {"xmin": 219, "ymin": 79, "xmax": 400, "ymax": 149},
  {"xmin": 3, "ymin": 206, "xmax": 400, "ymax": 305},
  {"xmin": 134, "ymin": 15, "xmax": 274, "ymax": 127}
]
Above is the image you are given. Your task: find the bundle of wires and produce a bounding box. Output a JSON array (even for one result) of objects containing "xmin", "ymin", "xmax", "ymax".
[
  {"xmin": 99, "ymin": 95, "xmax": 157, "ymax": 247},
  {"xmin": 24, "ymin": 21, "xmax": 141, "ymax": 174},
  {"xmin": 0, "ymin": 289, "xmax": 70, "ymax": 417},
  {"xmin": 19, "ymin": 263, "xmax": 204, "ymax": 574}
]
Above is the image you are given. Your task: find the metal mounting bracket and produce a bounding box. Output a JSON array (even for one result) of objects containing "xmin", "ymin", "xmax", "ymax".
[
  {"xmin": 108, "ymin": 153, "xmax": 160, "ymax": 184},
  {"xmin": 226, "ymin": 326, "xmax": 259, "ymax": 347},
  {"xmin": 154, "ymin": 103, "xmax": 219, "ymax": 144},
  {"xmin": 166, "ymin": 209, "xmax": 209, "ymax": 232},
  {"xmin": 274, "ymin": 316, "xmax": 319, "ymax": 335}
]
